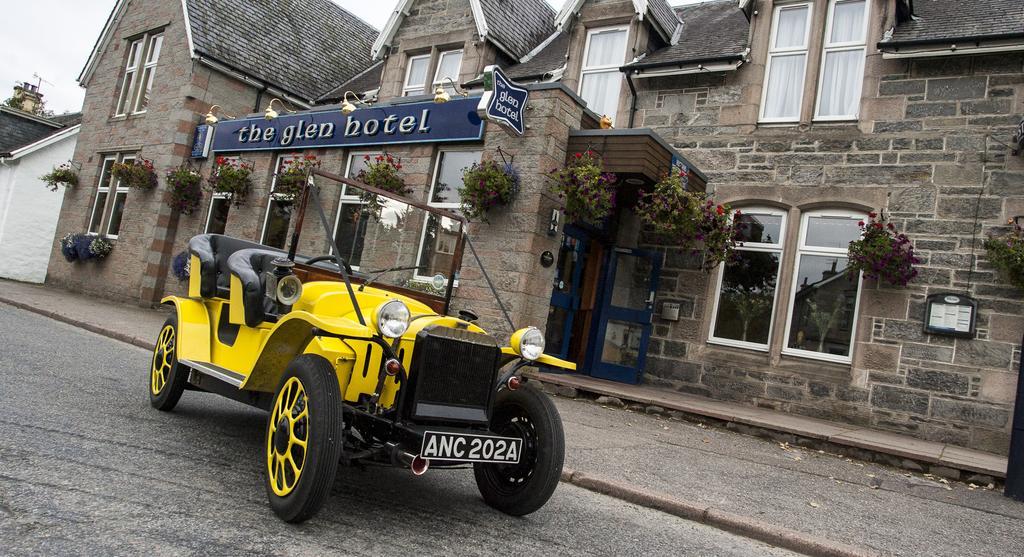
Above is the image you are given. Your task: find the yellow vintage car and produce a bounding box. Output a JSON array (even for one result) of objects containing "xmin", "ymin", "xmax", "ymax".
[{"xmin": 150, "ymin": 170, "xmax": 575, "ymax": 522}]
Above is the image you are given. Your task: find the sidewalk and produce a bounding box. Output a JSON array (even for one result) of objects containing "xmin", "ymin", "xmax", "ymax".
[{"xmin": 2, "ymin": 278, "xmax": 1022, "ymax": 556}]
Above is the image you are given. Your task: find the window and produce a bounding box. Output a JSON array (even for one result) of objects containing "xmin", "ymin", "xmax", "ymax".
[
  {"xmin": 205, "ymin": 155, "xmax": 238, "ymax": 235},
  {"xmin": 782, "ymin": 210, "xmax": 864, "ymax": 363},
  {"xmin": 261, "ymin": 154, "xmax": 302, "ymax": 249},
  {"xmin": 87, "ymin": 153, "xmax": 134, "ymax": 238},
  {"xmin": 330, "ymin": 152, "xmax": 378, "ymax": 269},
  {"xmin": 579, "ymin": 26, "xmax": 628, "ymax": 124},
  {"xmin": 815, "ymin": 0, "xmax": 868, "ymax": 119},
  {"xmin": 403, "ymin": 54, "xmax": 431, "ymax": 96},
  {"xmin": 115, "ymin": 32, "xmax": 162, "ymax": 116},
  {"xmin": 760, "ymin": 3, "xmax": 812, "ymax": 122},
  {"xmin": 416, "ymin": 150, "xmax": 480, "ymax": 279},
  {"xmin": 708, "ymin": 209, "xmax": 787, "ymax": 351},
  {"xmin": 432, "ymin": 50, "xmax": 463, "ymax": 94}
]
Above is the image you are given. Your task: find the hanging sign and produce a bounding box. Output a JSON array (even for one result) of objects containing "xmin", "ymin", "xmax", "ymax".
[
  {"xmin": 924, "ymin": 293, "xmax": 977, "ymax": 338},
  {"xmin": 191, "ymin": 124, "xmax": 213, "ymax": 159},
  {"xmin": 477, "ymin": 65, "xmax": 529, "ymax": 136},
  {"xmin": 210, "ymin": 97, "xmax": 484, "ymax": 153}
]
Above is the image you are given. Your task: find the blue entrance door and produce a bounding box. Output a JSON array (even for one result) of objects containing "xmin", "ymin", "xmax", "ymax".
[
  {"xmin": 587, "ymin": 247, "xmax": 662, "ymax": 384},
  {"xmin": 545, "ymin": 225, "xmax": 590, "ymax": 359}
]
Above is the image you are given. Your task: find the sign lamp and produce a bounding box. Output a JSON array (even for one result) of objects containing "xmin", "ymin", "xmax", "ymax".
[
  {"xmin": 340, "ymin": 91, "xmax": 367, "ymax": 115},
  {"xmin": 203, "ymin": 104, "xmax": 233, "ymax": 125},
  {"xmin": 264, "ymin": 98, "xmax": 291, "ymax": 121},
  {"xmin": 434, "ymin": 77, "xmax": 468, "ymax": 104}
]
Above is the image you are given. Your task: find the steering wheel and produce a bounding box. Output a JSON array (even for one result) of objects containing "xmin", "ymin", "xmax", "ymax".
[{"xmin": 304, "ymin": 254, "xmax": 354, "ymax": 276}]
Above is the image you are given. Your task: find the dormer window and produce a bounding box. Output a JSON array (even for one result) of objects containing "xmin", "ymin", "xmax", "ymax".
[
  {"xmin": 579, "ymin": 26, "xmax": 628, "ymax": 125},
  {"xmin": 432, "ymin": 50, "xmax": 463, "ymax": 94},
  {"xmin": 115, "ymin": 32, "xmax": 163, "ymax": 116},
  {"xmin": 403, "ymin": 54, "xmax": 431, "ymax": 96}
]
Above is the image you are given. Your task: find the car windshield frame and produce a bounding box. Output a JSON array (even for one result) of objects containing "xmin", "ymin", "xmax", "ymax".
[{"xmin": 287, "ymin": 167, "xmax": 468, "ymax": 323}]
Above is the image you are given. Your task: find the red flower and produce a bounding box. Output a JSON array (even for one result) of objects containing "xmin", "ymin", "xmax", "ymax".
[
  {"xmin": 873, "ymin": 222, "xmax": 884, "ymax": 229},
  {"xmin": 716, "ymin": 205, "xmax": 725, "ymax": 216},
  {"xmin": 364, "ymin": 155, "xmax": 370, "ymax": 161},
  {"xmin": 574, "ymin": 152, "xmax": 582, "ymax": 159},
  {"xmin": 304, "ymin": 154, "xmax": 316, "ymax": 161},
  {"xmin": 216, "ymin": 156, "xmax": 225, "ymax": 165},
  {"xmin": 395, "ymin": 163, "xmax": 402, "ymax": 170},
  {"xmin": 868, "ymin": 212, "xmax": 877, "ymax": 219},
  {"xmin": 857, "ymin": 220, "xmax": 865, "ymax": 227}
]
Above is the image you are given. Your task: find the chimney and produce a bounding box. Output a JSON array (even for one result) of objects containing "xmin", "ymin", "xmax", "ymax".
[{"xmin": 11, "ymin": 82, "xmax": 43, "ymax": 114}]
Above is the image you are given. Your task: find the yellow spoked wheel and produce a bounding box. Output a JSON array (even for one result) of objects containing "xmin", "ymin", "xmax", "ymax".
[
  {"xmin": 267, "ymin": 376, "xmax": 309, "ymax": 497},
  {"xmin": 149, "ymin": 315, "xmax": 187, "ymax": 411},
  {"xmin": 151, "ymin": 325, "xmax": 175, "ymax": 396},
  {"xmin": 264, "ymin": 355, "xmax": 343, "ymax": 523}
]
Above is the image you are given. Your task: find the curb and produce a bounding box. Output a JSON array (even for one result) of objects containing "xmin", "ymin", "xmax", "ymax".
[
  {"xmin": 560, "ymin": 467, "xmax": 879, "ymax": 557},
  {"xmin": 3, "ymin": 295, "xmax": 877, "ymax": 555},
  {"xmin": 0, "ymin": 296, "xmax": 155, "ymax": 351}
]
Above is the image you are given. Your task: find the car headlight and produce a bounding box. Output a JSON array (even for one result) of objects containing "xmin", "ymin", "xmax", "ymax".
[
  {"xmin": 276, "ymin": 274, "xmax": 303, "ymax": 306},
  {"xmin": 512, "ymin": 326, "xmax": 545, "ymax": 361},
  {"xmin": 376, "ymin": 300, "xmax": 410, "ymax": 338}
]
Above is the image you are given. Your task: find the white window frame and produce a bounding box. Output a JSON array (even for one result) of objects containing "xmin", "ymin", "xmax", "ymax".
[
  {"xmin": 329, "ymin": 151, "xmax": 380, "ymax": 269},
  {"xmin": 402, "ymin": 54, "xmax": 431, "ymax": 96},
  {"xmin": 432, "ymin": 49, "xmax": 464, "ymax": 92},
  {"xmin": 578, "ymin": 26, "xmax": 629, "ymax": 123},
  {"xmin": 707, "ymin": 208, "xmax": 788, "ymax": 353},
  {"xmin": 414, "ymin": 148, "xmax": 480, "ymax": 282},
  {"xmin": 781, "ymin": 209, "xmax": 865, "ymax": 364},
  {"xmin": 759, "ymin": 2, "xmax": 814, "ymax": 123},
  {"xmin": 131, "ymin": 33, "xmax": 163, "ymax": 114},
  {"xmin": 103, "ymin": 154, "xmax": 134, "ymax": 239},
  {"xmin": 87, "ymin": 155, "xmax": 117, "ymax": 234},
  {"xmin": 204, "ymin": 155, "xmax": 238, "ymax": 234},
  {"xmin": 115, "ymin": 39, "xmax": 143, "ymax": 116},
  {"xmin": 813, "ymin": 0, "xmax": 870, "ymax": 121},
  {"xmin": 261, "ymin": 153, "xmax": 303, "ymax": 247}
]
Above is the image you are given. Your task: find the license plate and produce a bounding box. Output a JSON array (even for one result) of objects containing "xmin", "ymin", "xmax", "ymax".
[{"xmin": 420, "ymin": 431, "xmax": 522, "ymax": 464}]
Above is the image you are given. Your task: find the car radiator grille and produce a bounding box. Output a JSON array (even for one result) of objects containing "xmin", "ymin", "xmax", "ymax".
[{"xmin": 406, "ymin": 326, "xmax": 500, "ymax": 424}]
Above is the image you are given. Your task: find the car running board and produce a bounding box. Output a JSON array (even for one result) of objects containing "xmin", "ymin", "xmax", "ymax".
[
  {"xmin": 180, "ymin": 359, "xmax": 246, "ymax": 387},
  {"xmin": 181, "ymin": 359, "xmax": 273, "ymax": 411}
]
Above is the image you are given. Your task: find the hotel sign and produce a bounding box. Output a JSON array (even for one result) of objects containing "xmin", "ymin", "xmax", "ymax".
[
  {"xmin": 210, "ymin": 97, "xmax": 484, "ymax": 152},
  {"xmin": 477, "ymin": 65, "xmax": 529, "ymax": 136}
]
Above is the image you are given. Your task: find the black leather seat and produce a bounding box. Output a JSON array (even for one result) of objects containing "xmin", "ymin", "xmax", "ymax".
[
  {"xmin": 228, "ymin": 248, "xmax": 290, "ymax": 327},
  {"xmin": 188, "ymin": 234, "xmax": 279, "ymax": 299}
]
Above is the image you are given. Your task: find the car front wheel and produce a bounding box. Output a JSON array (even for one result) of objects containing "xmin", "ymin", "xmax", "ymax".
[
  {"xmin": 474, "ymin": 382, "xmax": 565, "ymax": 516},
  {"xmin": 149, "ymin": 315, "xmax": 187, "ymax": 411},
  {"xmin": 265, "ymin": 355, "xmax": 343, "ymax": 523}
]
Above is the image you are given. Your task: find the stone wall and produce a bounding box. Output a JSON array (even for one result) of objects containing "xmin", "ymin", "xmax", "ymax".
[{"xmin": 631, "ymin": 52, "xmax": 1024, "ymax": 453}]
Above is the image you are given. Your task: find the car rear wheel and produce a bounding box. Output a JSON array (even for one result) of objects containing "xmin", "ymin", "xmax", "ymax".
[
  {"xmin": 265, "ymin": 355, "xmax": 343, "ymax": 523},
  {"xmin": 474, "ymin": 382, "xmax": 564, "ymax": 516},
  {"xmin": 149, "ymin": 315, "xmax": 187, "ymax": 411}
]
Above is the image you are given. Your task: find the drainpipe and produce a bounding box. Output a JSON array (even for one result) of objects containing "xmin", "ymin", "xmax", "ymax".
[
  {"xmin": 625, "ymin": 70, "xmax": 638, "ymax": 129},
  {"xmin": 254, "ymin": 84, "xmax": 268, "ymax": 114}
]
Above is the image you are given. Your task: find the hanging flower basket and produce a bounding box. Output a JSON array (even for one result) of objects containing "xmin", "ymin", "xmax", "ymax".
[
  {"xmin": 847, "ymin": 211, "xmax": 920, "ymax": 286},
  {"xmin": 208, "ymin": 156, "xmax": 254, "ymax": 206},
  {"xmin": 111, "ymin": 158, "xmax": 157, "ymax": 190},
  {"xmin": 172, "ymin": 250, "xmax": 191, "ymax": 282},
  {"xmin": 356, "ymin": 153, "xmax": 411, "ymax": 216},
  {"xmin": 60, "ymin": 233, "xmax": 113, "ymax": 262},
  {"xmin": 636, "ymin": 171, "xmax": 743, "ymax": 271},
  {"xmin": 983, "ymin": 220, "xmax": 1024, "ymax": 291},
  {"xmin": 40, "ymin": 163, "xmax": 79, "ymax": 192},
  {"xmin": 274, "ymin": 154, "xmax": 320, "ymax": 204},
  {"xmin": 165, "ymin": 166, "xmax": 203, "ymax": 215},
  {"xmin": 459, "ymin": 160, "xmax": 519, "ymax": 223},
  {"xmin": 547, "ymin": 150, "xmax": 617, "ymax": 224}
]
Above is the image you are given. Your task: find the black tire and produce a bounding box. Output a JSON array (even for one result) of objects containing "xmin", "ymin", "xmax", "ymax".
[
  {"xmin": 149, "ymin": 315, "xmax": 187, "ymax": 411},
  {"xmin": 474, "ymin": 383, "xmax": 565, "ymax": 516},
  {"xmin": 264, "ymin": 355, "xmax": 343, "ymax": 523}
]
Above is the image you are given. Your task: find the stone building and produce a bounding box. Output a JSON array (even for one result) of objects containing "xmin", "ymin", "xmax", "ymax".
[{"xmin": 51, "ymin": 0, "xmax": 1024, "ymax": 454}]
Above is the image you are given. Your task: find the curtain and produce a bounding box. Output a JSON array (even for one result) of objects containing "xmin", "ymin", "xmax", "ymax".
[
  {"xmin": 586, "ymin": 29, "xmax": 627, "ymax": 67},
  {"xmin": 406, "ymin": 57, "xmax": 429, "ymax": 88},
  {"xmin": 580, "ymin": 71, "xmax": 621, "ymax": 121},
  {"xmin": 763, "ymin": 53, "xmax": 806, "ymax": 119},
  {"xmin": 830, "ymin": 0, "xmax": 866, "ymax": 44},
  {"xmin": 818, "ymin": 49, "xmax": 865, "ymax": 117},
  {"xmin": 435, "ymin": 51, "xmax": 463, "ymax": 85},
  {"xmin": 774, "ymin": 5, "xmax": 809, "ymax": 49}
]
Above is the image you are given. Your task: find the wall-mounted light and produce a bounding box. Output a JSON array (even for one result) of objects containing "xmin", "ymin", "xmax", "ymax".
[
  {"xmin": 433, "ymin": 77, "xmax": 469, "ymax": 104},
  {"xmin": 203, "ymin": 104, "xmax": 233, "ymax": 125},
  {"xmin": 263, "ymin": 98, "xmax": 291, "ymax": 120},
  {"xmin": 340, "ymin": 91, "xmax": 368, "ymax": 116}
]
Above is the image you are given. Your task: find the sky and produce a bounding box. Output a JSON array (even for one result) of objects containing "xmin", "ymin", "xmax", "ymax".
[{"xmin": 0, "ymin": 0, "xmax": 705, "ymax": 115}]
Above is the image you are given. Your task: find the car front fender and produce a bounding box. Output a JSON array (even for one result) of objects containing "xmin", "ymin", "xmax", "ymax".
[
  {"xmin": 500, "ymin": 347, "xmax": 576, "ymax": 372},
  {"xmin": 161, "ymin": 296, "xmax": 210, "ymax": 362}
]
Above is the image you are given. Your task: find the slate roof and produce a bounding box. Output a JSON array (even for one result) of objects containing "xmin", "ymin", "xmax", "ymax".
[
  {"xmin": 648, "ymin": 0, "xmax": 682, "ymax": 41},
  {"xmin": 479, "ymin": 0, "xmax": 556, "ymax": 60},
  {"xmin": 885, "ymin": 0, "xmax": 1024, "ymax": 45},
  {"xmin": 505, "ymin": 32, "xmax": 571, "ymax": 81},
  {"xmin": 317, "ymin": 61, "xmax": 385, "ymax": 102},
  {"xmin": 0, "ymin": 108, "xmax": 78, "ymax": 155},
  {"xmin": 185, "ymin": 0, "xmax": 378, "ymax": 102},
  {"xmin": 623, "ymin": 0, "xmax": 749, "ymax": 70}
]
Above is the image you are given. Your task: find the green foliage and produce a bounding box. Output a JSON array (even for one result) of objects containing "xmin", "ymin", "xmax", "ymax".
[
  {"xmin": 40, "ymin": 163, "xmax": 79, "ymax": 191},
  {"xmin": 209, "ymin": 156, "xmax": 254, "ymax": 205},
  {"xmin": 984, "ymin": 221, "xmax": 1024, "ymax": 291},
  {"xmin": 459, "ymin": 160, "xmax": 519, "ymax": 223},
  {"xmin": 356, "ymin": 153, "xmax": 411, "ymax": 217},
  {"xmin": 846, "ymin": 212, "xmax": 919, "ymax": 286},
  {"xmin": 165, "ymin": 166, "xmax": 203, "ymax": 215},
  {"xmin": 636, "ymin": 172, "xmax": 742, "ymax": 271},
  {"xmin": 274, "ymin": 154, "xmax": 320, "ymax": 204},
  {"xmin": 111, "ymin": 158, "xmax": 157, "ymax": 190},
  {"xmin": 547, "ymin": 150, "xmax": 617, "ymax": 224}
]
